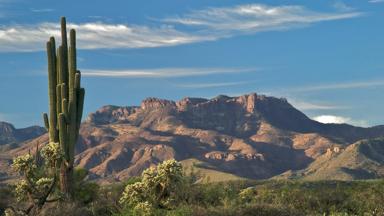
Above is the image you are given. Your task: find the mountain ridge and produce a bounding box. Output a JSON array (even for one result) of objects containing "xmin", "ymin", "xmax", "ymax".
[
  {"xmin": 0, "ymin": 121, "xmax": 46, "ymax": 147},
  {"xmin": 1, "ymin": 93, "xmax": 384, "ymax": 183}
]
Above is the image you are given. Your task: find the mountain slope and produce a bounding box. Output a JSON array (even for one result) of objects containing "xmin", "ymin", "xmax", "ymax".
[
  {"xmin": 2, "ymin": 93, "xmax": 384, "ymax": 182},
  {"xmin": 0, "ymin": 122, "xmax": 46, "ymax": 149},
  {"xmin": 277, "ymin": 138, "xmax": 384, "ymax": 180}
]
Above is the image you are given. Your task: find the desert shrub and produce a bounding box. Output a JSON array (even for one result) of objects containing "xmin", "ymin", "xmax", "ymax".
[
  {"xmin": 73, "ymin": 168, "xmax": 100, "ymax": 205},
  {"xmin": 241, "ymin": 180, "xmax": 384, "ymax": 215},
  {"xmin": 199, "ymin": 204, "xmax": 303, "ymax": 216},
  {"xmin": 118, "ymin": 160, "xmax": 192, "ymax": 215},
  {"xmin": 0, "ymin": 186, "xmax": 14, "ymax": 215},
  {"xmin": 73, "ymin": 182, "xmax": 99, "ymax": 205},
  {"xmin": 5, "ymin": 160, "xmax": 384, "ymax": 216}
]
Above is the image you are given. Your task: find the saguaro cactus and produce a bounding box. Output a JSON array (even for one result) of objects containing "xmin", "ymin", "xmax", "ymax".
[{"xmin": 42, "ymin": 17, "xmax": 85, "ymax": 197}]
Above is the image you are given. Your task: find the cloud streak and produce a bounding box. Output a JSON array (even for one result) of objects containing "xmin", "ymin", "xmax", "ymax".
[
  {"xmin": 289, "ymin": 99, "xmax": 347, "ymax": 111},
  {"xmin": 289, "ymin": 79, "xmax": 384, "ymax": 92},
  {"xmin": 332, "ymin": 1, "xmax": 355, "ymax": 12},
  {"xmin": 0, "ymin": 3, "xmax": 362, "ymax": 52},
  {"xmin": 0, "ymin": 22, "xmax": 212, "ymax": 52},
  {"xmin": 176, "ymin": 81, "xmax": 250, "ymax": 88},
  {"xmin": 82, "ymin": 67, "xmax": 256, "ymax": 78},
  {"xmin": 30, "ymin": 8, "xmax": 55, "ymax": 13},
  {"xmin": 368, "ymin": 0, "xmax": 384, "ymax": 3},
  {"xmin": 162, "ymin": 4, "xmax": 362, "ymax": 34}
]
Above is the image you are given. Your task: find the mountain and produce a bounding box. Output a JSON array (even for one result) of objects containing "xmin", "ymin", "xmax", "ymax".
[
  {"xmin": 1, "ymin": 93, "xmax": 384, "ymax": 183},
  {"xmin": 277, "ymin": 138, "xmax": 384, "ymax": 180},
  {"xmin": 0, "ymin": 121, "xmax": 46, "ymax": 149},
  {"xmin": 0, "ymin": 122, "xmax": 46, "ymax": 183}
]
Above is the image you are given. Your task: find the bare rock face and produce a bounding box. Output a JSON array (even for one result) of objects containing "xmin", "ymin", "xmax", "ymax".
[
  {"xmin": 85, "ymin": 105, "xmax": 139, "ymax": 125},
  {"xmin": 141, "ymin": 98, "xmax": 176, "ymax": 110},
  {"xmin": 2, "ymin": 93, "xmax": 384, "ymax": 183},
  {"xmin": 0, "ymin": 122, "xmax": 46, "ymax": 146}
]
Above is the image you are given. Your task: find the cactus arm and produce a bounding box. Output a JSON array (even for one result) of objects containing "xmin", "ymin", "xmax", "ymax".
[
  {"xmin": 62, "ymin": 99, "xmax": 68, "ymax": 120},
  {"xmin": 68, "ymin": 29, "xmax": 76, "ymax": 102},
  {"xmin": 56, "ymin": 48, "xmax": 61, "ymax": 85},
  {"xmin": 58, "ymin": 113, "xmax": 67, "ymax": 160},
  {"xmin": 76, "ymin": 88, "xmax": 85, "ymax": 136},
  {"xmin": 43, "ymin": 113, "xmax": 49, "ymax": 130},
  {"xmin": 60, "ymin": 17, "xmax": 69, "ymax": 95},
  {"xmin": 61, "ymin": 83, "xmax": 68, "ymax": 103},
  {"xmin": 56, "ymin": 84, "xmax": 62, "ymax": 116},
  {"xmin": 46, "ymin": 41, "xmax": 58, "ymax": 143}
]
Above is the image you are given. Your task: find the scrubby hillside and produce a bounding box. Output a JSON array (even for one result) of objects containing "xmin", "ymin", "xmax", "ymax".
[{"xmin": 278, "ymin": 138, "xmax": 384, "ymax": 180}]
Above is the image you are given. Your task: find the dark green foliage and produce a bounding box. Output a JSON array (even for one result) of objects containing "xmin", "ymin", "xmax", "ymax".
[
  {"xmin": 4, "ymin": 179, "xmax": 384, "ymax": 215},
  {"xmin": 237, "ymin": 180, "xmax": 384, "ymax": 215},
  {"xmin": 0, "ymin": 186, "xmax": 13, "ymax": 214},
  {"xmin": 73, "ymin": 168, "xmax": 100, "ymax": 205}
]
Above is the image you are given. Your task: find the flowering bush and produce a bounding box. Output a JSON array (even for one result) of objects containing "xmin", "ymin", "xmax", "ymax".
[
  {"xmin": 14, "ymin": 180, "xmax": 29, "ymax": 202},
  {"xmin": 120, "ymin": 159, "xmax": 185, "ymax": 211},
  {"xmin": 8, "ymin": 142, "xmax": 64, "ymax": 215},
  {"xmin": 12, "ymin": 154, "xmax": 36, "ymax": 175},
  {"xmin": 40, "ymin": 142, "xmax": 62, "ymax": 166}
]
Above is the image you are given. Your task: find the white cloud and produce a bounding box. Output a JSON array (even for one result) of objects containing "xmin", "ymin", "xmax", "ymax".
[
  {"xmin": 0, "ymin": 3, "xmax": 363, "ymax": 52},
  {"xmin": 0, "ymin": 22, "xmax": 213, "ymax": 52},
  {"xmin": 162, "ymin": 4, "xmax": 362, "ymax": 34},
  {"xmin": 289, "ymin": 100, "xmax": 347, "ymax": 110},
  {"xmin": 176, "ymin": 81, "xmax": 249, "ymax": 88},
  {"xmin": 82, "ymin": 67, "xmax": 256, "ymax": 78},
  {"xmin": 368, "ymin": 0, "xmax": 384, "ymax": 3},
  {"xmin": 30, "ymin": 8, "xmax": 54, "ymax": 13},
  {"xmin": 289, "ymin": 79, "xmax": 384, "ymax": 92},
  {"xmin": 313, "ymin": 115, "xmax": 368, "ymax": 127},
  {"xmin": 332, "ymin": 1, "xmax": 355, "ymax": 12},
  {"xmin": 313, "ymin": 115, "xmax": 349, "ymax": 124}
]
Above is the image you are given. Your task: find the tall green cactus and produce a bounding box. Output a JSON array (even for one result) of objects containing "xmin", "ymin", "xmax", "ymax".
[{"xmin": 42, "ymin": 17, "xmax": 85, "ymax": 197}]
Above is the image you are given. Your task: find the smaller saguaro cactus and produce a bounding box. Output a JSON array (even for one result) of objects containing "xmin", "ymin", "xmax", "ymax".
[{"xmin": 42, "ymin": 17, "xmax": 85, "ymax": 197}]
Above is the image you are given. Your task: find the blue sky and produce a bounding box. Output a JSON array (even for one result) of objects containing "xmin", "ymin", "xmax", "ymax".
[{"xmin": 0, "ymin": 0, "xmax": 383, "ymax": 128}]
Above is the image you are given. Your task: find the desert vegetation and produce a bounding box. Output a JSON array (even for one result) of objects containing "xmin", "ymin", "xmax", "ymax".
[{"xmin": 2, "ymin": 159, "xmax": 384, "ymax": 216}]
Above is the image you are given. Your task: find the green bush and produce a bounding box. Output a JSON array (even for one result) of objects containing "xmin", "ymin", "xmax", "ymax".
[{"xmin": 5, "ymin": 160, "xmax": 384, "ymax": 216}]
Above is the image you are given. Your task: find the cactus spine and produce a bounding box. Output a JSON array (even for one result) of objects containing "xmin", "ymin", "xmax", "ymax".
[{"xmin": 43, "ymin": 17, "xmax": 85, "ymax": 197}]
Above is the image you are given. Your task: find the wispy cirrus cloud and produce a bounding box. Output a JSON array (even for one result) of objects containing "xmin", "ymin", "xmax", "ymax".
[
  {"xmin": 368, "ymin": 0, "xmax": 384, "ymax": 3},
  {"xmin": 332, "ymin": 1, "xmax": 355, "ymax": 12},
  {"xmin": 162, "ymin": 4, "xmax": 362, "ymax": 34},
  {"xmin": 0, "ymin": 22, "xmax": 212, "ymax": 52},
  {"xmin": 176, "ymin": 81, "xmax": 250, "ymax": 88},
  {"xmin": 30, "ymin": 8, "xmax": 55, "ymax": 13},
  {"xmin": 82, "ymin": 67, "xmax": 256, "ymax": 78},
  {"xmin": 289, "ymin": 99, "xmax": 348, "ymax": 111},
  {"xmin": 289, "ymin": 79, "xmax": 384, "ymax": 92},
  {"xmin": 0, "ymin": 3, "xmax": 363, "ymax": 52}
]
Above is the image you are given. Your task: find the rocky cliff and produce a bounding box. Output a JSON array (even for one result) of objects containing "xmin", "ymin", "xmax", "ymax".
[{"xmin": 2, "ymin": 93, "xmax": 384, "ymax": 182}]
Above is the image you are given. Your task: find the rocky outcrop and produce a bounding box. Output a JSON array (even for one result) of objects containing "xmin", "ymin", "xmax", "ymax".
[
  {"xmin": 85, "ymin": 105, "xmax": 139, "ymax": 125},
  {"xmin": 141, "ymin": 98, "xmax": 176, "ymax": 110},
  {"xmin": 2, "ymin": 93, "xmax": 384, "ymax": 183}
]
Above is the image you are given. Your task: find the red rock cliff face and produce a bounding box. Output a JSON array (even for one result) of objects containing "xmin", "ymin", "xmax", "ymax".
[
  {"xmin": 3, "ymin": 93, "xmax": 384, "ymax": 183},
  {"xmin": 141, "ymin": 98, "xmax": 176, "ymax": 110}
]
